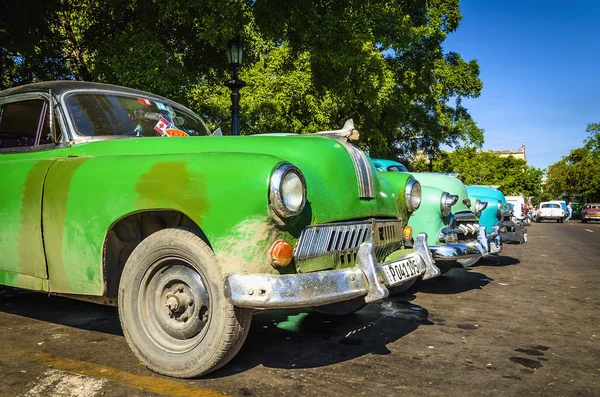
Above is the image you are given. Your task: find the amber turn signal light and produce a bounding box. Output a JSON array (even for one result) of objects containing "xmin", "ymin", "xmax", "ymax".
[
  {"xmin": 269, "ymin": 240, "xmax": 294, "ymax": 268},
  {"xmin": 403, "ymin": 225, "xmax": 413, "ymax": 241}
]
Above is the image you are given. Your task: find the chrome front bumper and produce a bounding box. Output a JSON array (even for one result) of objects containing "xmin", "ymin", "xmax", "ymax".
[
  {"xmin": 430, "ymin": 226, "xmax": 492, "ymax": 262},
  {"xmin": 223, "ymin": 233, "xmax": 440, "ymax": 309}
]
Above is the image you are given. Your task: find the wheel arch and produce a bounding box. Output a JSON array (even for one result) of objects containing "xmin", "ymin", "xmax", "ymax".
[{"xmin": 102, "ymin": 209, "xmax": 209, "ymax": 301}]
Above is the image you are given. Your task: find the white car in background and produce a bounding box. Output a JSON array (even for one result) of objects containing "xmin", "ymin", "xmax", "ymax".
[
  {"xmin": 506, "ymin": 196, "xmax": 529, "ymax": 224},
  {"xmin": 537, "ymin": 202, "xmax": 565, "ymax": 223}
]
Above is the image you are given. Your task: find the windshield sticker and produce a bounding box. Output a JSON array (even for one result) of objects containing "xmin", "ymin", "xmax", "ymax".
[
  {"xmin": 165, "ymin": 128, "xmax": 189, "ymax": 137},
  {"xmin": 137, "ymin": 98, "xmax": 152, "ymax": 106},
  {"xmin": 155, "ymin": 102, "xmax": 167, "ymax": 111},
  {"xmin": 154, "ymin": 116, "xmax": 171, "ymax": 135}
]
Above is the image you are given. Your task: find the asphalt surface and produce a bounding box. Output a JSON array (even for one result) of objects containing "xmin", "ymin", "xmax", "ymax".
[{"xmin": 1, "ymin": 220, "xmax": 599, "ymax": 397}]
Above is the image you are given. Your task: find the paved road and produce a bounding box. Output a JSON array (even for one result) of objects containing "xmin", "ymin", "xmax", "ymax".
[{"xmin": 1, "ymin": 221, "xmax": 599, "ymax": 397}]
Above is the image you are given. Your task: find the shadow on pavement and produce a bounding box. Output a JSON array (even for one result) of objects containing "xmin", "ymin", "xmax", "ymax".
[
  {"xmin": 0, "ymin": 287, "xmax": 122, "ymax": 336},
  {"xmin": 414, "ymin": 267, "xmax": 492, "ymax": 295},
  {"xmin": 475, "ymin": 255, "xmax": 520, "ymax": 268},
  {"xmin": 209, "ymin": 294, "xmax": 432, "ymax": 378}
]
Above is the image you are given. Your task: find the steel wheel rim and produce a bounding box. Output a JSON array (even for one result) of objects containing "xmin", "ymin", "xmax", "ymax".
[{"xmin": 137, "ymin": 257, "xmax": 210, "ymax": 354}]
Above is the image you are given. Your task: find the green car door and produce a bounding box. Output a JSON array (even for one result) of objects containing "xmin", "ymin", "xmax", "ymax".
[{"xmin": 0, "ymin": 94, "xmax": 67, "ymax": 288}]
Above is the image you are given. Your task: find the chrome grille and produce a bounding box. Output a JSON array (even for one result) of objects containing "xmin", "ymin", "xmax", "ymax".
[
  {"xmin": 294, "ymin": 219, "xmax": 403, "ymax": 273},
  {"xmin": 451, "ymin": 212, "xmax": 480, "ymax": 241},
  {"xmin": 337, "ymin": 140, "xmax": 375, "ymax": 199}
]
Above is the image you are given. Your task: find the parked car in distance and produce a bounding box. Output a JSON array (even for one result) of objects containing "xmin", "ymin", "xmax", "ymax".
[
  {"xmin": 581, "ymin": 203, "xmax": 600, "ymax": 223},
  {"xmin": 0, "ymin": 81, "xmax": 440, "ymax": 378},
  {"xmin": 548, "ymin": 200, "xmax": 568, "ymax": 219},
  {"xmin": 466, "ymin": 185, "xmax": 527, "ymax": 244},
  {"xmin": 373, "ymin": 159, "xmax": 498, "ymax": 273},
  {"xmin": 537, "ymin": 202, "xmax": 565, "ymax": 223}
]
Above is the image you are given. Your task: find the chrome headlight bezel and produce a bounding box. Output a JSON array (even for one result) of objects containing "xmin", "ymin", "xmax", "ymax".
[
  {"xmin": 496, "ymin": 200, "xmax": 503, "ymax": 220},
  {"xmin": 474, "ymin": 199, "xmax": 489, "ymax": 218},
  {"xmin": 269, "ymin": 163, "xmax": 306, "ymax": 218},
  {"xmin": 440, "ymin": 192, "xmax": 459, "ymax": 217},
  {"xmin": 405, "ymin": 178, "xmax": 422, "ymax": 213}
]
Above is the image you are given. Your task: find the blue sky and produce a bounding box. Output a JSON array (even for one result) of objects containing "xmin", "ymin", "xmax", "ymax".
[{"xmin": 443, "ymin": 0, "xmax": 600, "ymax": 170}]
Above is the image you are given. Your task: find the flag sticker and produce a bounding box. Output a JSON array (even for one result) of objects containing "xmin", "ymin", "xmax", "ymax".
[
  {"xmin": 154, "ymin": 116, "xmax": 171, "ymax": 135},
  {"xmin": 137, "ymin": 97, "xmax": 152, "ymax": 106}
]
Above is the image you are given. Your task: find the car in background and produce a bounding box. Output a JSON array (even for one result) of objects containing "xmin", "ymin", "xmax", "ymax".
[
  {"xmin": 0, "ymin": 81, "xmax": 440, "ymax": 377},
  {"xmin": 537, "ymin": 202, "xmax": 565, "ymax": 223},
  {"xmin": 581, "ymin": 203, "xmax": 600, "ymax": 223},
  {"xmin": 467, "ymin": 186, "xmax": 528, "ymax": 244},
  {"xmin": 548, "ymin": 200, "xmax": 568, "ymax": 219},
  {"xmin": 373, "ymin": 159, "xmax": 497, "ymax": 274}
]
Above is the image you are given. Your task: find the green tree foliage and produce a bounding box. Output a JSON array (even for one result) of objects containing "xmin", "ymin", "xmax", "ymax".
[
  {"xmin": 544, "ymin": 123, "xmax": 600, "ymax": 202},
  {"xmin": 428, "ymin": 147, "xmax": 544, "ymax": 198},
  {"xmin": 1, "ymin": 0, "xmax": 483, "ymax": 156}
]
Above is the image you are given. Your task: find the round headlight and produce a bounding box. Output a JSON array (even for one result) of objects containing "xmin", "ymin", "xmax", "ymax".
[
  {"xmin": 405, "ymin": 179, "xmax": 422, "ymax": 212},
  {"xmin": 269, "ymin": 163, "xmax": 306, "ymax": 218},
  {"xmin": 440, "ymin": 192, "xmax": 459, "ymax": 217},
  {"xmin": 474, "ymin": 199, "xmax": 488, "ymax": 218},
  {"xmin": 496, "ymin": 200, "xmax": 503, "ymax": 220}
]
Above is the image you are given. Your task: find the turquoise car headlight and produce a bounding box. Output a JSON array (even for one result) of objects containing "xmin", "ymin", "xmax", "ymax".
[
  {"xmin": 474, "ymin": 199, "xmax": 488, "ymax": 218},
  {"xmin": 269, "ymin": 163, "xmax": 306, "ymax": 218},
  {"xmin": 405, "ymin": 178, "xmax": 422, "ymax": 212},
  {"xmin": 496, "ymin": 200, "xmax": 503, "ymax": 220},
  {"xmin": 441, "ymin": 192, "xmax": 459, "ymax": 217}
]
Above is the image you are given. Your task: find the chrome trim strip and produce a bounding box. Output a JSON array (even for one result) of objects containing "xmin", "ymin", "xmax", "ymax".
[{"xmin": 336, "ymin": 140, "xmax": 375, "ymax": 199}]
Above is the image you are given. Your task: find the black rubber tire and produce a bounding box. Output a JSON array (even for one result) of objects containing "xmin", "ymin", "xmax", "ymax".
[
  {"xmin": 118, "ymin": 228, "xmax": 252, "ymax": 378},
  {"xmin": 313, "ymin": 296, "xmax": 367, "ymax": 316}
]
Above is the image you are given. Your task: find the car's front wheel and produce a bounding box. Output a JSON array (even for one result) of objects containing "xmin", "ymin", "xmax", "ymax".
[{"xmin": 118, "ymin": 228, "xmax": 252, "ymax": 378}]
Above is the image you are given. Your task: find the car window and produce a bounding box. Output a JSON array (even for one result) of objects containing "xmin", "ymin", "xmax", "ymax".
[
  {"xmin": 65, "ymin": 93, "xmax": 210, "ymax": 138},
  {"xmin": 387, "ymin": 165, "xmax": 409, "ymax": 172},
  {"xmin": 541, "ymin": 204, "xmax": 559, "ymax": 208},
  {"xmin": 0, "ymin": 99, "xmax": 53, "ymax": 149}
]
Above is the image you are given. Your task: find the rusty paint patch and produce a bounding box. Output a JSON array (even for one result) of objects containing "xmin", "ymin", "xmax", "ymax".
[
  {"xmin": 216, "ymin": 217, "xmax": 282, "ymax": 275},
  {"xmin": 135, "ymin": 162, "xmax": 210, "ymax": 226},
  {"xmin": 0, "ymin": 343, "xmax": 226, "ymax": 397},
  {"xmin": 44, "ymin": 158, "xmax": 89, "ymax": 292}
]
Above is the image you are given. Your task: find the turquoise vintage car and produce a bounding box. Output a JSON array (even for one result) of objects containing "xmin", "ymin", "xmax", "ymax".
[
  {"xmin": 0, "ymin": 81, "xmax": 440, "ymax": 377},
  {"xmin": 466, "ymin": 186, "xmax": 527, "ymax": 244},
  {"xmin": 373, "ymin": 159, "xmax": 501, "ymax": 273}
]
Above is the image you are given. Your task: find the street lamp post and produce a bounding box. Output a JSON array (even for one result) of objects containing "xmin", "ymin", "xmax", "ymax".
[
  {"xmin": 225, "ymin": 38, "xmax": 245, "ymax": 136},
  {"xmin": 428, "ymin": 152, "xmax": 434, "ymax": 172}
]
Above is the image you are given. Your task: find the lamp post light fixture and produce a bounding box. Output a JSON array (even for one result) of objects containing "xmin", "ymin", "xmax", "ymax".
[
  {"xmin": 428, "ymin": 152, "xmax": 434, "ymax": 172},
  {"xmin": 225, "ymin": 37, "xmax": 246, "ymax": 136}
]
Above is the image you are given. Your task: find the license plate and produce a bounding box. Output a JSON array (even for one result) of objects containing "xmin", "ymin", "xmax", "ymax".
[{"xmin": 382, "ymin": 256, "xmax": 423, "ymax": 286}]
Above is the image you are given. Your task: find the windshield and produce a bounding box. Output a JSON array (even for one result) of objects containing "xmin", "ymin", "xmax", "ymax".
[
  {"xmin": 387, "ymin": 164, "xmax": 409, "ymax": 172},
  {"xmin": 65, "ymin": 93, "xmax": 211, "ymax": 138},
  {"xmin": 542, "ymin": 204, "xmax": 560, "ymax": 208}
]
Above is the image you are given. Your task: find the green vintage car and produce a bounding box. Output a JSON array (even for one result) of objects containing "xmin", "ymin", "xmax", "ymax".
[
  {"xmin": 0, "ymin": 81, "xmax": 439, "ymax": 377},
  {"xmin": 373, "ymin": 159, "xmax": 501, "ymax": 273}
]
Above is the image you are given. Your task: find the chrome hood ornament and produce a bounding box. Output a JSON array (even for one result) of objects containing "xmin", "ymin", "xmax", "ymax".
[{"xmin": 315, "ymin": 119, "xmax": 360, "ymax": 142}]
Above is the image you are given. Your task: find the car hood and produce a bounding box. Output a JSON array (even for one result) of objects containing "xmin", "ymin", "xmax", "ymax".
[
  {"xmin": 411, "ymin": 173, "xmax": 471, "ymax": 214},
  {"xmin": 68, "ymin": 135, "xmax": 403, "ymax": 224}
]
